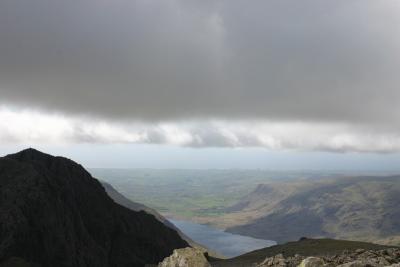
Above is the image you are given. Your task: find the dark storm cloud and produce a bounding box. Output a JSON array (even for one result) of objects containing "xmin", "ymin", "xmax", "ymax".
[{"xmin": 0, "ymin": 0, "xmax": 399, "ymax": 124}]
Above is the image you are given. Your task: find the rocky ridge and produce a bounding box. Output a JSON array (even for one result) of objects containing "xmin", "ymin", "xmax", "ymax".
[
  {"xmin": 156, "ymin": 247, "xmax": 400, "ymax": 267},
  {"xmin": 256, "ymin": 248, "xmax": 400, "ymax": 267}
]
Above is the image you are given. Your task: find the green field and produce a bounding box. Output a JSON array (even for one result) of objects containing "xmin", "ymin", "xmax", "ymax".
[{"xmin": 89, "ymin": 169, "xmax": 351, "ymax": 219}]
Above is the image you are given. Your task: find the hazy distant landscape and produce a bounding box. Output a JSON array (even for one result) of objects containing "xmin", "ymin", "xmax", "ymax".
[
  {"xmin": 91, "ymin": 169, "xmax": 400, "ymax": 250},
  {"xmin": 90, "ymin": 169, "xmax": 346, "ymax": 219}
]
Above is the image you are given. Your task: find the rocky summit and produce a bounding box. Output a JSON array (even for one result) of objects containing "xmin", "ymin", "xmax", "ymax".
[
  {"xmin": 151, "ymin": 237, "xmax": 400, "ymax": 267},
  {"xmin": 0, "ymin": 149, "xmax": 188, "ymax": 267},
  {"xmin": 256, "ymin": 248, "xmax": 400, "ymax": 267}
]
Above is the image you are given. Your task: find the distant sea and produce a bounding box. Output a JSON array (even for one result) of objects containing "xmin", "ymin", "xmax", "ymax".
[{"xmin": 170, "ymin": 219, "xmax": 276, "ymax": 258}]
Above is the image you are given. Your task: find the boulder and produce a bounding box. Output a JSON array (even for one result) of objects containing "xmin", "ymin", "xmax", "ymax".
[
  {"xmin": 257, "ymin": 254, "xmax": 286, "ymax": 266},
  {"xmin": 298, "ymin": 257, "xmax": 324, "ymax": 267},
  {"xmin": 158, "ymin": 247, "xmax": 211, "ymax": 267}
]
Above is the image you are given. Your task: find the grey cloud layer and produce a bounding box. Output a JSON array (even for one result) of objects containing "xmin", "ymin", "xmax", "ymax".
[{"xmin": 1, "ymin": 0, "xmax": 400, "ymax": 124}]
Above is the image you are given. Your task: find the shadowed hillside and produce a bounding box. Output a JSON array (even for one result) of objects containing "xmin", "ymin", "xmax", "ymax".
[
  {"xmin": 225, "ymin": 176, "xmax": 400, "ymax": 245},
  {"xmin": 0, "ymin": 149, "xmax": 188, "ymax": 267}
]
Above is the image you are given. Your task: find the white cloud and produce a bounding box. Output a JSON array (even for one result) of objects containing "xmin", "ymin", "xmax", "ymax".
[{"xmin": 2, "ymin": 107, "xmax": 400, "ymax": 153}]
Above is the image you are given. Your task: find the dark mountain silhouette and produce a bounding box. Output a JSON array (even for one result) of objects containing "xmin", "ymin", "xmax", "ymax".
[{"xmin": 0, "ymin": 148, "xmax": 188, "ymax": 267}]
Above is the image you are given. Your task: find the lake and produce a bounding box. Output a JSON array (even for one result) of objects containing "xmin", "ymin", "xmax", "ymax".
[{"xmin": 170, "ymin": 219, "xmax": 276, "ymax": 258}]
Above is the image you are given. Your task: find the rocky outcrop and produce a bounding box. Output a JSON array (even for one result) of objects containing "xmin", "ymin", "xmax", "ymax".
[
  {"xmin": 298, "ymin": 257, "xmax": 325, "ymax": 267},
  {"xmin": 257, "ymin": 254, "xmax": 287, "ymax": 267},
  {"xmin": 0, "ymin": 149, "xmax": 188, "ymax": 267},
  {"xmin": 157, "ymin": 248, "xmax": 211, "ymax": 267},
  {"xmin": 255, "ymin": 248, "xmax": 400, "ymax": 267}
]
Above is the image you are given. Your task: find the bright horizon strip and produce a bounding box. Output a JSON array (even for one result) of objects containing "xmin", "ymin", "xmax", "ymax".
[{"xmin": 2, "ymin": 106, "xmax": 400, "ymax": 154}]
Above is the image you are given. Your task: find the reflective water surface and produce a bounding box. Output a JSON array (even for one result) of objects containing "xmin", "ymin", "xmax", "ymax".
[{"xmin": 170, "ymin": 219, "xmax": 276, "ymax": 258}]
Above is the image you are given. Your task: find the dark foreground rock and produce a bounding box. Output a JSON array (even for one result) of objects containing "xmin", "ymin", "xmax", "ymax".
[{"xmin": 0, "ymin": 149, "xmax": 188, "ymax": 267}]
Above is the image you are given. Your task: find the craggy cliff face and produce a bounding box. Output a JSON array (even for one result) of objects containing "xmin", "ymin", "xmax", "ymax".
[{"xmin": 0, "ymin": 148, "xmax": 188, "ymax": 267}]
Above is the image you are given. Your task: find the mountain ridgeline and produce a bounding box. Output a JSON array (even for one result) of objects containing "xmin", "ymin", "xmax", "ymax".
[
  {"xmin": 0, "ymin": 149, "xmax": 188, "ymax": 267},
  {"xmin": 225, "ymin": 176, "xmax": 400, "ymax": 245}
]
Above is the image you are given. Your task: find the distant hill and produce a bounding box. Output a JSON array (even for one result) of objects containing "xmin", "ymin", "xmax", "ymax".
[
  {"xmin": 0, "ymin": 149, "xmax": 188, "ymax": 267},
  {"xmin": 225, "ymin": 176, "xmax": 400, "ymax": 245}
]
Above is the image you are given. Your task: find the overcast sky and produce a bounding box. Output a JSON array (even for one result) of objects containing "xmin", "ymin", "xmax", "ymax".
[{"xmin": 1, "ymin": 0, "xmax": 400, "ymax": 169}]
